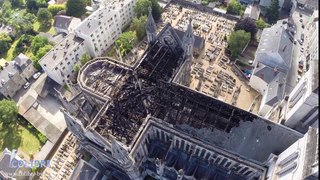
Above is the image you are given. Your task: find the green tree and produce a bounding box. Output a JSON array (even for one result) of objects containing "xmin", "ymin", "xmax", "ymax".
[
  {"xmin": 134, "ymin": 0, "xmax": 152, "ymax": 18},
  {"xmin": 227, "ymin": 30, "xmax": 250, "ymax": 59},
  {"xmin": 33, "ymin": 44, "xmax": 52, "ymax": 69},
  {"xmin": 150, "ymin": 0, "xmax": 162, "ymax": 21},
  {"xmin": 48, "ymin": 4, "xmax": 66, "ymax": 16},
  {"xmin": 10, "ymin": 0, "xmax": 24, "ymax": 7},
  {"xmin": 66, "ymin": 0, "xmax": 86, "ymax": 18},
  {"xmin": 0, "ymin": 33, "xmax": 12, "ymax": 54},
  {"xmin": 226, "ymin": 0, "xmax": 242, "ymax": 15},
  {"xmin": 0, "ymin": 100, "xmax": 18, "ymax": 125},
  {"xmin": 80, "ymin": 53, "xmax": 91, "ymax": 65},
  {"xmin": 30, "ymin": 35, "xmax": 49, "ymax": 55},
  {"xmin": 37, "ymin": 8, "xmax": 53, "ymax": 27},
  {"xmin": 115, "ymin": 31, "xmax": 137, "ymax": 56},
  {"xmin": 266, "ymin": 0, "xmax": 280, "ymax": 24},
  {"xmin": 26, "ymin": 0, "xmax": 47, "ymax": 11},
  {"xmin": 234, "ymin": 17, "xmax": 258, "ymax": 40},
  {"xmin": 256, "ymin": 18, "xmax": 266, "ymax": 29},
  {"xmin": 130, "ymin": 16, "xmax": 147, "ymax": 41},
  {"xmin": 74, "ymin": 64, "xmax": 80, "ymax": 72},
  {"xmin": 1, "ymin": 0, "xmax": 12, "ymax": 19},
  {"xmin": 13, "ymin": 35, "xmax": 34, "ymax": 57}
]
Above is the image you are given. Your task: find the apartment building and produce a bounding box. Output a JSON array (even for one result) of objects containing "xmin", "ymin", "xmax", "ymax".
[
  {"xmin": 75, "ymin": 0, "xmax": 136, "ymax": 57},
  {"xmin": 39, "ymin": 0, "xmax": 137, "ymax": 85},
  {"xmin": 40, "ymin": 34, "xmax": 87, "ymax": 85}
]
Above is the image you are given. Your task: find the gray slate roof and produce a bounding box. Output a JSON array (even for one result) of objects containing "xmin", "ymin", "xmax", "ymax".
[
  {"xmin": 0, "ymin": 61, "xmax": 20, "ymax": 84},
  {"xmin": 69, "ymin": 159, "xmax": 100, "ymax": 180},
  {"xmin": 256, "ymin": 21, "xmax": 293, "ymax": 73},
  {"xmin": 54, "ymin": 15, "xmax": 79, "ymax": 30},
  {"xmin": 174, "ymin": 28, "xmax": 204, "ymax": 50},
  {"xmin": 0, "ymin": 149, "xmax": 20, "ymax": 179},
  {"xmin": 13, "ymin": 53, "xmax": 31, "ymax": 70},
  {"xmin": 265, "ymin": 73, "xmax": 286, "ymax": 106},
  {"xmin": 146, "ymin": 9, "xmax": 157, "ymax": 33}
]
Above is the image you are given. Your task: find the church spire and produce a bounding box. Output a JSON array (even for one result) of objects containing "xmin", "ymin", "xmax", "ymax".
[
  {"xmin": 146, "ymin": 7, "xmax": 157, "ymax": 44},
  {"xmin": 182, "ymin": 18, "xmax": 195, "ymax": 58}
]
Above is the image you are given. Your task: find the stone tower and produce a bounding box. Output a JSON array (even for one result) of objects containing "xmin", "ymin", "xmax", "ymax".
[
  {"xmin": 181, "ymin": 18, "xmax": 195, "ymax": 86},
  {"xmin": 146, "ymin": 7, "xmax": 157, "ymax": 45},
  {"xmin": 182, "ymin": 18, "xmax": 195, "ymax": 58}
]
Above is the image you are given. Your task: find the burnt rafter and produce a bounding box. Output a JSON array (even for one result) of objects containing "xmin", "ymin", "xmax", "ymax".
[{"xmin": 88, "ymin": 24, "xmax": 257, "ymax": 144}]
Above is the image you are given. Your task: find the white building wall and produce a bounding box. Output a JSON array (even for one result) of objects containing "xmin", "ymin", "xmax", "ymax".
[
  {"xmin": 249, "ymin": 75, "xmax": 268, "ymax": 94},
  {"xmin": 258, "ymin": 93, "xmax": 273, "ymax": 116},
  {"xmin": 40, "ymin": 41, "xmax": 87, "ymax": 85}
]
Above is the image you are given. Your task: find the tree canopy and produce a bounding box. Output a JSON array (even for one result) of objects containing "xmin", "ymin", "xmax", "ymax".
[
  {"xmin": 10, "ymin": 0, "xmax": 25, "ymax": 7},
  {"xmin": 37, "ymin": 8, "xmax": 53, "ymax": 27},
  {"xmin": 130, "ymin": 16, "xmax": 147, "ymax": 41},
  {"xmin": 115, "ymin": 31, "xmax": 137, "ymax": 56},
  {"xmin": 0, "ymin": 33, "xmax": 12, "ymax": 54},
  {"xmin": 266, "ymin": 0, "xmax": 280, "ymax": 24},
  {"xmin": 226, "ymin": 0, "xmax": 243, "ymax": 15},
  {"xmin": 26, "ymin": 0, "xmax": 47, "ymax": 12},
  {"xmin": 227, "ymin": 30, "xmax": 250, "ymax": 59},
  {"xmin": 256, "ymin": 18, "xmax": 267, "ymax": 29},
  {"xmin": 48, "ymin": 4, "xmax": 66, "ymax": 16},
  {"xmin": 13, "ymin": 34, "xmax": 34, "ymax": 57},
  {"xmin": 66, "ymin": 0, "xmax": 86, "ymax": 18},
  {"xmin": 30, "ymin": 35, "xmax": 49, "ymax": 55},
  {"xmin": 0, "ymin": 100, "xmax": 18, "ymax": 125},
  {"xmin": 134, "ymin": 0, "xmax": 152, "ymax": 18},
  {"xmin": 134, "ymin": 0, "xmax": 162, "ymax": 21},
  {"xmin": 33, "ymin": 44, "xmax": 52, "ymax": 69},
  {"xmin": 80, "ymin": 53, "xmax": 91, "ymax": 65},
  {"xmin": 150, "ymin": 0, "xmax": 162, "ymax": 21},
  {"xmin": 234, "ymin": 17, "xmax": 258, "ymax": 40}
]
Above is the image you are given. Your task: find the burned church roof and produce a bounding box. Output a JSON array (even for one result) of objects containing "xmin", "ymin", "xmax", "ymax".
[{"xmin": 74, "ymin": 23, "xmax": 303, "ymax": 165}]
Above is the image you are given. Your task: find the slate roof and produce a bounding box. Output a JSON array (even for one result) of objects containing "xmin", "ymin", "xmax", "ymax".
[
  {"xmin": 0, "ymin": 61, "xmax": 20, "ymax": 84},
  {"xmin": 70, "ymin": 160, "xmax": 99, "ymax": 180},
  {"xmin": 174, "ymin": 28, "xmax": 204, "ymax": 50},
  {"xmin": 256, "ymin": 21, "xmax": 293, "ymax": 72},
  {"xmin": 0, "ymin": 148, "xmax": 20, "ymax": 179},
  {"xmin": 265, "ymin": 73, "xmax": 286, "ymax": 106},
  {"xmin": 13, "ymin": 53, "xmax": 31, "ymax": 70},
  {"xmin": 146, "ymin": 9, "xmax": 157, "ymax": 33},
  {"xmin": 54, "ymin": 15, "xmax": 80, "ymax": 31}
]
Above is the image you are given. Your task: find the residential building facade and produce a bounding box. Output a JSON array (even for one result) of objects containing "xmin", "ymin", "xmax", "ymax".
[
  {"xmin": 75, "ymin": 0, "xmax": 136, "ymax": 57},
  {"xmin": 41, "ymin": 0, "xmax": 137, "ymax": 85},
  {"xmin": 39, "ymin": 34, "xmax": 87, "ymax": 85}
]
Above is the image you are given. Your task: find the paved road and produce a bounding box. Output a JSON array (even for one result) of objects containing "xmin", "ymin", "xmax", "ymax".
[{"xmin": 285, "ymin": 7, "xmax": 312, "ymax": 94}]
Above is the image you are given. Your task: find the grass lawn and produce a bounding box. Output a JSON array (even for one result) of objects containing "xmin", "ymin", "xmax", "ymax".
[
  {"xmin": 33, "ymin": 21, "xmax": 56, "ymax": 35},
  {"xmin": 0, "ymin": 39, "xmax": 20, "ymax": 61},
  {"xmin": 0, "ymin": 121, "xmax": 42, "ymax": 157}
]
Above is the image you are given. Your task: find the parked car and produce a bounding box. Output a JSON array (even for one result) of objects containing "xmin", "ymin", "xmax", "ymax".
[
  {"xmin": 299, "ymin": 18, "xmax": 303, "ymax": 22},
  {"xmin": 33, "ymin": 72, "xmax": 41, "ymax": 79},
  {"xmin": 302, "ymin": 24, "xmax": 304, "ymax": 28},
  {"xmin": 23, "ymin": 82, "xmax": 30, "ymax": 89},
  {"xmin": 298, "ymin": 39, "xmax": 303, "ymax": 45}
]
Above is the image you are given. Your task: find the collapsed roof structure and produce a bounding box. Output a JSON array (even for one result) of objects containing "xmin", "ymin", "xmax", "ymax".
[{"xmin": 60, "ymin": 15, "xmax": 303, "ymax": 180}]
